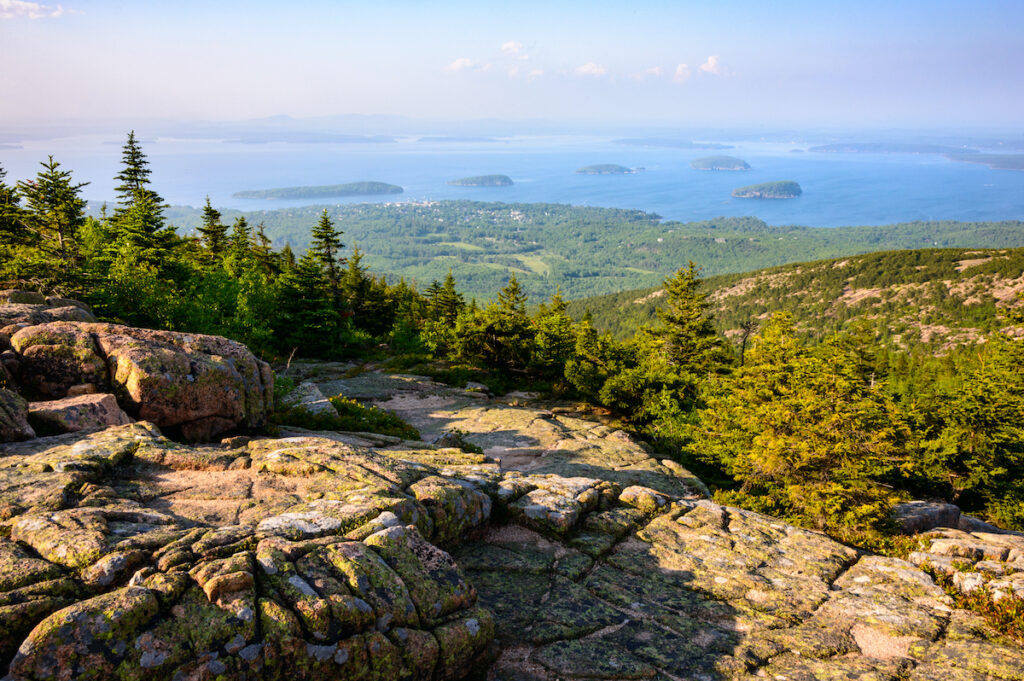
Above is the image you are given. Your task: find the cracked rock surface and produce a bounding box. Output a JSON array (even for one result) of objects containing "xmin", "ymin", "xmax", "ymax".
[{"xmin": 0, "ymin": 369, "xmax": 1021, "ymax": 681}]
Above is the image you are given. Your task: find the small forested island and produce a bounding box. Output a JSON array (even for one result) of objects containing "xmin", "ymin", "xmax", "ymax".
[
  {"xmin": 575, "ymin": 164, "xmax": 642, "ymax": 175},
  {"xmin": 613, "ymin": 137, "xmax": 733, "ymax": 150},
  {"xmin": 732, "ymin": 180, "xmax": 802, "ymax": 199},
  {"xmin": 447, "ymin": 174, "xmax": 514, "ymax": 187},
  {"xmin": 691, "ymin": 155, "xmax": 751, "ymax": 171},
  {"xmin": 233, "ymin": 181, "xmax": 403, "ymax": 199}
]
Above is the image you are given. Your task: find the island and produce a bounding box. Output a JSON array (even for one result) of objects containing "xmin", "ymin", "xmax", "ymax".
[
  {"xmin": 232, "ymin": 181, "xmax": 404, "ymax": 199},
  {"xmin": 447, "ymin": 174, "xmax": 514, "ymax": 187},
  {"xmin": 946, "ymin": 153, "xmax": 1024, "ymax": 171},
  {"xmin": 614, "ymin": 138, "xmax": 732, "ymax": 150},
  {"xmin": 809, "ymin": 143, "xmax": 978, "ymax": 154},
  {"xmin": 690, "ymin": 155, "xmax": 751, "ymax": 171},
  {"xmin": 731, "ymin": 181, "xmax": 802, "ymax": 199},
  {"xmin": 575, "ymin": 164, "xmax": 643, "ymax": 175}
]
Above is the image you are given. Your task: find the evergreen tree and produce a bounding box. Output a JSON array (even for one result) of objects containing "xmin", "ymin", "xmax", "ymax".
[
  {"xmin": 16, "ymin": 156, "xmax": 89, "ymax": 279},
  {"xmin": 532, "ymin": 289, "xmax": 575, "ymax": 374},
  {"xmin": 196, "ymin": 196, "xmax": 228, "ymax": 257},
  {"xmin": 274, "ymin": 251, "xmax": 339, "ymax": 357},
  {"xmin": 0, "ymin": 164, "xmax": 25, "ymax": 244},
  {"xmin": 252, "ymin": 221, "xmax": 276, "ymax": 273},
  {"xmin": 113, "ymin": 131, "xmax": 163, "ymax": 219},
  {"xmin": 228, "ymin": 216, "xmax": 253, "ymax": 261},
  {"xmin": 655, "ymin": 261, "xmax": 725, "ymax": 374},
  {"xmin": 310, "ymin": 209, "xmax": 345, "ymax": 296},
  {"xmin": 432, "ymin": 270, "xmax": 465, "ymax": 323},
  {"xmin": 693, "ymin": 314, "xmax": 906, "ymax": 535}
]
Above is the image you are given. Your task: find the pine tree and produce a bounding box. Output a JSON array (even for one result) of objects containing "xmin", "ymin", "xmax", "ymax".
[
  {"xmin": 196, "ymin": 196, "xmax": 228, "ymax": 256},
  {"xmin": 113, "ymin": 131, "xmax": 164, "ymax": 219},
  {"xmin": 16, "ymin": 156, "xmax": 89, "ymax": 277}
]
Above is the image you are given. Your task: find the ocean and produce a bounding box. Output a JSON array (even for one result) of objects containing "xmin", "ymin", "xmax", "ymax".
[{"xmin": 3, "ymin": 135, "xmax": 1023, "ymax": 228}]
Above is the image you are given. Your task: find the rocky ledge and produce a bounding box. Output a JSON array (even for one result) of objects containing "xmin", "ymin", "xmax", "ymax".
[{"xmin": 1, "ymin": 365, "xmax": 1021, "ymax": 681}]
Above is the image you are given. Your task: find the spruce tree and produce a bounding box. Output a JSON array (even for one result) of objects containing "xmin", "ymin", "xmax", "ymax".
[
  {"xmin": 196, "ymin": 196, "xmax": 228, "ymax": 256},
  {"xmin": 0, "ymin": 164, "xmax": 25, "ymax": 243},
  {"xmin": 228, "ymin": 216, "xmax": 252, "ymax": 260},
  {"xmin": 16, "ymin": 156, "xmax": 89, "ymax": 277},
  {"xmin": 310, "ymin": 209, "xmax": 344, "ymax": 295},
  {"xmin": 113, "ymin": 131, "xmax": 163, "ymax": 218},
  {"xmin": 656, "ymin": 261, "xmax": 725, "ymax": 374}
]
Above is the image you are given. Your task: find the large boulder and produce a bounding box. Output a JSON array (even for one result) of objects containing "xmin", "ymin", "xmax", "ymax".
[
  {"xmin": 27, "ymin": 393, "xmax": 133, "ymax": 435},
  {"xmin": 11, "ymin": 322, "xmax": 273, "ymax": 440},
  {"xmin": 892, "ymin": 500, "xmax": 962, "ymax": 534},
  {"xmin": 0, "ymin": 290, "xmax": 95, "ymax": 336},
  {"xmin": 0, "ymin": 388, "xmax": 35, "ymax": 442}
]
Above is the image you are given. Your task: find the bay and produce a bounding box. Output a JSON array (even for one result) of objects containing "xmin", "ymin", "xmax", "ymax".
[{"xmin": 3, "ymin": 134, "xmax": 1023, "ymax": 227}]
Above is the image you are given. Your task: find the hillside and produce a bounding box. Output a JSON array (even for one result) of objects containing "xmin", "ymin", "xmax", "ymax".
[
  {"xmin": 567, "ymin": 247, "xmax": 1024, "ymax": 349},
  {"xmin": 174, "ymin": 201, "xmax": 1024, "ymax": 301}
]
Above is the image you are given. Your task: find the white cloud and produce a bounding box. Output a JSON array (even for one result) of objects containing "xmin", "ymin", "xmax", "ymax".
[
  {"xmin": 633, "ymin": 66, "xmax": 663, "ymax": 81},
  {"xmin": 0, "ymin": 0, "xmax": 71, "ymax": 19},
  {"xmin": 527, "ymin": 68, "xmax": 544, "ymax": 80},
  {"xmin": 445, "ymin": 57, "xmax": 480, "ymax": 73},
  {"xmin": 501, "ymin": 40, "xmax": 523, "ymax": 56},
  {"xmin": 508, "ymin": 66, "xmax": 520, "ymax": 78},
  {"xmin": 575, "ymin": 62, "xmax": 607, "ymax": 77},
  {"xmin": 672, "ymin": 63, "xmax": 692, "ymax": 84},
  {"xmin": 699, "ymin": 55, "xmax": 732, "ymax": 76}
]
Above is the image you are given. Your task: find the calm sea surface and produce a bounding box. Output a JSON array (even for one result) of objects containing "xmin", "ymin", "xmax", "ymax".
[{"xmin": 3, "ymin": 135, "xmax": 1023, "ymax": 227}]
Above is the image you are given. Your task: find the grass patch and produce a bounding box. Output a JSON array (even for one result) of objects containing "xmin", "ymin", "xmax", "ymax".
[{"xmin": 271, "ymin": 393, "xmax": 420, "ymax": 440}]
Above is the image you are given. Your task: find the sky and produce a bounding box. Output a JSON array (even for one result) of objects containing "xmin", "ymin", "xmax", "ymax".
[{"xmin": 2, "ymin": 0, "xmax": 1023, "ymax": 130}]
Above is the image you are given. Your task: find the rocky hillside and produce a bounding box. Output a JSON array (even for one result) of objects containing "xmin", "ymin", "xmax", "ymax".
[
  {"xmin": 569, "ymin": 247, "xmax": 1024, "ymax": 348},
  {"xmin": 2, "ymin": 297, "xmax": 1023, "ymax": 680}
]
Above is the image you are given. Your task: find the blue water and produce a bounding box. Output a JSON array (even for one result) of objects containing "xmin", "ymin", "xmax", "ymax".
[{"xmin": 3, "ymin": 135, "xmax": 1023, "ymax": 227}]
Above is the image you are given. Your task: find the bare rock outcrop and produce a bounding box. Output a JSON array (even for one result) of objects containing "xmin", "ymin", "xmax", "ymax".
[
  {"xmin": 10, "ymin": 322, "xmax": 273, "ymax": 440},
  {"xmin": 1, "ymin": 370, "xmax": 1021, "ymax": 681}
]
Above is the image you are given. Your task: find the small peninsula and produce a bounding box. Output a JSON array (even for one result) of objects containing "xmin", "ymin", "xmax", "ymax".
[
  {"xmin": 447, "ymin": 174, "xmax": 514, "ymax": 187},
  {"xmin": 233, "ymin": 181, "xmax": 403, "ymax": 199},
  {"xmin": 576, "ymin": 164, "xmax": 642, "ymax": 175},
  {"xmin": 732, "ymin": 180, "xmax": 802, "ymax": 199},
  {"xmin": 691, "ymin": 155, "xmax": 751, "ymax": 171},
  {"xmin": 946, "ymin": 153, "xmax": 1024, "ymax": 171}
]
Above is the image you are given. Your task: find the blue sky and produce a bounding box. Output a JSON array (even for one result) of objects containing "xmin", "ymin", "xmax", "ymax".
[{"xmin": 2, "ymin": 0, "xmax": 1022, "ymax": 128}]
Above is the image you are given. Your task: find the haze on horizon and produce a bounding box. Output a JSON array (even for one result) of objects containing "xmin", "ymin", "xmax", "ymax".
[{"xmin": 1, "ymin": 0, "xmax": 1023, "ymax": 132}]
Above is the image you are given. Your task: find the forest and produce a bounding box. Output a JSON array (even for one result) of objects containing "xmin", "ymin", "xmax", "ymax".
[
  {"xmin": 159, "ymin": 200, "xmax": 1024, "ymax": 302},
  {"xmin": 2, "ymin": 133, "xmax": 1022, "ymax": 547}
]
